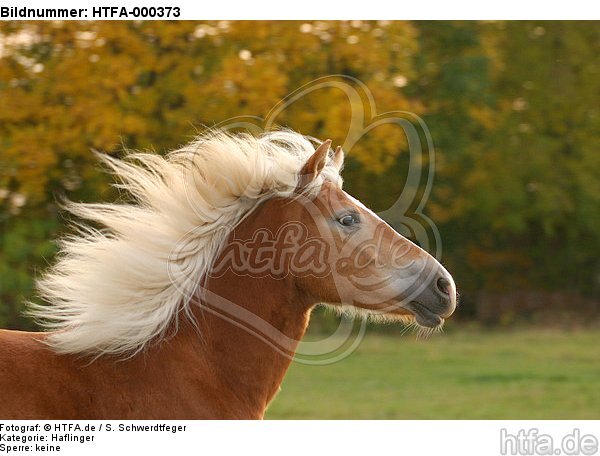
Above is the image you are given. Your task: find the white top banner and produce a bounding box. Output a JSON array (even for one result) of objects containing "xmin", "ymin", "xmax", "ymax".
[{"xmin": 0, "ymin": 0, "xmax": 598, "ymax": 20}]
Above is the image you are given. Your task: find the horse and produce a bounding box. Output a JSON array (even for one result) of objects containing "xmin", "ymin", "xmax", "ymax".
[{"xmin": 0, "ymin": 130, "xmax": 456, "ymax": 419}]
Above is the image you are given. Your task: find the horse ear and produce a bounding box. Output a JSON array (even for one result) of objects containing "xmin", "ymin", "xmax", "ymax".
[
  {"xmin": 332, "ymin": 145, "xmax": 344, "ymax": 171},
  {"xmin": 298, "ymin": 139, "xmax": 332, "ymax": 187}
]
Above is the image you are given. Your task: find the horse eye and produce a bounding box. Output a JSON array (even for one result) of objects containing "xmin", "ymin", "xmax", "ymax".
[{"xmin": 338, "ymin": 214, "xmax": 360, "ymax": 227}]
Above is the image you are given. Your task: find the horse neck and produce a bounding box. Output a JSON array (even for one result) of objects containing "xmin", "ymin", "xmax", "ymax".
[{"xmin": 186, "ymin": 270, "xmax": 313, "ymax": 417}]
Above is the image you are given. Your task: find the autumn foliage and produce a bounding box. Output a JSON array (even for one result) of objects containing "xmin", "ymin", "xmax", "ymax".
[{"xmin": 0, "ymin": 21, "xmax": 598, "ymax": 328}]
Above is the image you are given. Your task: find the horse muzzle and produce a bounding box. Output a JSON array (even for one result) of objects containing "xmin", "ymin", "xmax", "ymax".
[{"xmin": 403, "ymin": 268, "xmax": 457, "ymax": 328}]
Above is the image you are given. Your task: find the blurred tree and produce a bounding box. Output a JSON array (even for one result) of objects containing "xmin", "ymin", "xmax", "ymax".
[
  {"xmin": 0, "ymin": 21, "xmax": 419, "ymax": 328},
  {"xmin": 412, "ymin": 21, "xmax": 599, "ymax": 317}
]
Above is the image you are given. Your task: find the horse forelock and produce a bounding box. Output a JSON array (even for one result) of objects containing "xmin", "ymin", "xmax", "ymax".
[{"xmin": 29, "ymin": 129, "xmax": 343, "ymax": 357}]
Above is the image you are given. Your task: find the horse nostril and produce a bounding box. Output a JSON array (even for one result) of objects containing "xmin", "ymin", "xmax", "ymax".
[{"xmin": 436, "ymin": 277, "xmax": 451, "ymax": 295}]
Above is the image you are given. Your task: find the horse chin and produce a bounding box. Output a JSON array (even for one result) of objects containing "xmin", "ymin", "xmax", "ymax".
[{"xmin": 403, "ymin": 301, "xmax": 445, "ymax": 328}]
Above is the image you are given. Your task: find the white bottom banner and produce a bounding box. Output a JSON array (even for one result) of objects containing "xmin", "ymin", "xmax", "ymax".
[{"xmin": 0, "ymin": 421, "xmax": 598, "ymax": 456}]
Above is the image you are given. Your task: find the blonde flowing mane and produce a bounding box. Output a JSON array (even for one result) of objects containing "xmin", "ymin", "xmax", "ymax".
[{"xmin": 30, "ymin": 130, "xmax": 342, "ymax": 357}]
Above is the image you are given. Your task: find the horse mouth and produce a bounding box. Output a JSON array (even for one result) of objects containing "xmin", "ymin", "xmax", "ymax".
[{"xmin": 404, "ymin": 301, "xmax": 444, "ymax": 328}]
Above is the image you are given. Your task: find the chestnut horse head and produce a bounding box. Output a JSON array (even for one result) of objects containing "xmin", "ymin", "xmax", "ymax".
[
  {"xmin": 214, "ymin": 139, "xmax": 457, "ymax": 335},
  {"xmin": 31, "ymin": 130, "xmax": 456, "ymax": 358}
]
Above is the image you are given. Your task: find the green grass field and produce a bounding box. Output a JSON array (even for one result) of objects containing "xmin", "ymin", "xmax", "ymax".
[{"xmin": 266, "ymin": 327, "xmax": 600, "ymax": 419}]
